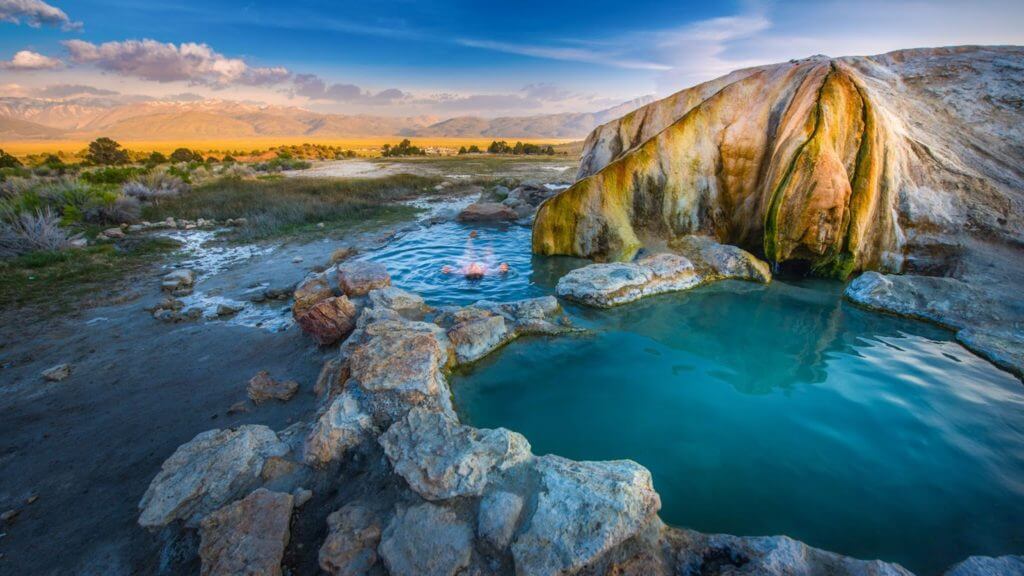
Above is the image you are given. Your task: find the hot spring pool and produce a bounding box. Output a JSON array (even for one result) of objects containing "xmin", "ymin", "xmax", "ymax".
[{"xmin": 366, "ymin": 220, "xmax": 1024, "ymax": 575}]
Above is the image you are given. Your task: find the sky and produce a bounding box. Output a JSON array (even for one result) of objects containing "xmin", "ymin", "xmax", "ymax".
[{"xmin": 2, "ymin": 0, "xmax": 1024, "ymax": 117}]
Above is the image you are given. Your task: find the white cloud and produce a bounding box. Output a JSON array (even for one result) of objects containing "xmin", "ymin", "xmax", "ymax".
[
  {"xmin": 292, "ymin": 73, "xmax": 407, "ymax": 104},
  {"xmin": 0, "ymin": 0, "xmax": 80, "ymax": 30},
  {"xmin": 2, "ymin": 50, "xmax": 62, "ymax": 70},
  {"xmin": 62, "ymin": 39, "xmax": 292, "ymax": 86}
]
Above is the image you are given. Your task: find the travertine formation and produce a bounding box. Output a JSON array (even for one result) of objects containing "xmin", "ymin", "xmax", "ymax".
[{"xmin": 534, "ymin": 46, "xmax": 1024, "ymax": 282}]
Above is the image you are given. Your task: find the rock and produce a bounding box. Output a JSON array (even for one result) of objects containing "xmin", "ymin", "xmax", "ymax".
[
  {"xmin": 101, "ymin": 227, "xmax": 125, "ymax": 239},
  {"xmin": 292, "ymin": 488, "xmax": 312, "ymax": 507},
  {"xmin": 41, "ymin": 363, "xmax": 71, "ymax": 381},
  {"xmin": 247, "ymin": 370, "xmax": 299, "ymax": 403},
  {"xmin": 292, "ymin": 256, "xmax": 304, "ymax": 263},
  {"xmin": 511, "ymin": 456, "xmax": 661, "ymax": 576},
  {"xmin": 456, "ymin": 202, "xmax": 518, "ymax": 222},
  {"xmin": 367, "ymin": 286, "xmax": 426, "ymax": 315},
  {"xmin": 670, "ymin": 528, "xmax": 914, "ymax": 576},
  {"xmin": 943, "ymin": 555, "xmax": 1024, "ymax": 576},
  {"xmin": 536, "ymin": 47, "xmax": 1024, "ymax": 281},
  {"xmin": 263, "ymin": 284, "xmax": 295, "ymax": 300},
  {"xmin": 556, "ymin": 253, "xmax": 702, "ymax": 307},
  {"xmin": 303, "ymin": 391, "xmax": 372, "ymax": 467},
  {"xmin": 313, "ymin": 358, "xmax": 347, "ymax": 399},
  {"xmin": 162, "ymin": 269, "xmax": 194, "ymax": 293},
  {"xmin": 671, "ymin": 235, "xmax": 772, "ymax": 283},
  {"xmin": 318, "ymin": 504, "xmax": 382, "ymax": 576},
  {"xmin": 329, "ymin": 246, "xmax": 357, "ymax": 264},
  {"xmin": 337, "ymin": 261, "xmax": 391, "ymax": 297},
  {"xmin": 379, "ymin": 408, "xmax": 530, "ymax": 501},
  {"xmin": 138, "ymin": 425, "xmax": 289, "ymax": 527},
  {"xmin": 295, "ymin": 296, "xmax": 357, "ymax": 346},
  {"xmin": 844, "ymin": 272, "xmax": 997, "ymax": 329},
  {"xmin": 198, "ymin": 489, "xmax": 293, "ymax": 576},
  {"xmin": 348, "ymin": 320, "xmax": 452, "ymax": 419},
  {"xmin": 292, "ymin": 274, "xmax": 334, "ymax": 317},
  {"xmin": 215, "ymin": 302, "xmax": 243, "ymax": 317},
  {"xmin": 478, "ymin": 490, "xmax": 524, "ymax": 550},
  {"xmin": 440, "ymin": 307, "xmax": 507, "ymax": 360},
  {"xmin": 1, "ymin": 509, "xmax": 19, "ymax": 523},
  {"xmin": 379, "ymin": 503, "xmax": 473, "ymax": 576},
  {"xmin": 68, "ymin": 236, "xmax": 88, "ymax": 248},
  {"xmin": 227, "ymin": 401, "xmax": 249, "ymax": 414},
  {"xmin": 956, "ymin": 329, "xmax": 1024, "ymax": 379}
]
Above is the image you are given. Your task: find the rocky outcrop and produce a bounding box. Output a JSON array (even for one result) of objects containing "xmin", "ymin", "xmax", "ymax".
[
  {"xmin": 535, "ymin": 47, "xmax": 1024, "ymax": 282},
  {"xmin": 303, "ymin": 391, "xmax": 373, "ymax": 467},
  {"xmin": 379, "ymin": 408, "xmax": 531, "ymax": 500},
  {"xmin": 138, "ymin": 425, "xmax": 289, "ymax": 527},
  {"xmin": 198, "ymin": 489, "xmax": 293, "ymax": 576},
  {"xmin": 337, "ymin": 261, "xmax": 391, "ymax": 296},
  {"xmin": 292, "ymin": 274, "xmax": 333, "ymax": 317}
]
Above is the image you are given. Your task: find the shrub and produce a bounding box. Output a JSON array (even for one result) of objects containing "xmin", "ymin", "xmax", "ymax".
[
  {"xmin": 122, "ymin": 172, "xmax": 189, "ymax": 201},
  {"xmin": 380, "ymin": 139, "xmax": 426, "ymax": 157},
  {"xmin": 87, "ymin": 194, "xmax": 141, "ymax": 224},
  {"xmin": 0, "ymin": 208, "xmax": 70, "ymax": 257},
  {"xmin": 170, "ymin": 148, "xmax": 202, "ymax": 163},
  {"xmin": 148, "ymin": 152, "xmax": 168, "ymax": 164},
  {"xmin": 85, "ymin": 137, "xmax": 130, "ymax": 165},
  {"xmin": 0, "ymin": 149, "xmax": 23, "ymax": 169},
  {"xmin": 253, "ymin": 157, "xmax": 311, "ymax": 172}
]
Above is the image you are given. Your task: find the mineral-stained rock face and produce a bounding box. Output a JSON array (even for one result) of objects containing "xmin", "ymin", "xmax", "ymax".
[
  {"xmin": 511, "ymin": 455, "xmax": 662, "ymax": 576},
  {"xmin": 457, "ymin": 201, "xmax": 519, "ymax": 222},
  {"xmin": 303, "ymin": 391, "xmax": 373, "ymax": 467},
  {"xmin": 247, "ymin": 370, "xmax": 299, "ymax": 403},
  {"xmin": 138, "ymin": 425, "xmax": 289, "ymax": 527},
  {"xmin": 295, "ymin": 296, "xmax": 357, "ymax": 346},
  {"xmin": 379, "ymin": 408, "xmax": 531, "ymax": 500},
  {"xmin": 292, "ymin": 274, "xmax": 334, "ymax": 317},
  {"xmin": 198, "ymin": 489, "xmax": 293, "ymax": 576},
  {"xmin": 535, "ymin": 46, "xmax": 1024, "ymax": 279},
  {"xmin": 378, "ymin": 502, "xmax": 474, "ymax": 576}
]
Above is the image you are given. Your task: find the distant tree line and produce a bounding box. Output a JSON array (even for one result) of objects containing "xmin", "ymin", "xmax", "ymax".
[
  {"xmin": 381, "ymin": 139, "xmax": 426, "ymax": 157},
  {"xmin": 459, "ymin": 141, "xmax": 556, "ymax": 155}
]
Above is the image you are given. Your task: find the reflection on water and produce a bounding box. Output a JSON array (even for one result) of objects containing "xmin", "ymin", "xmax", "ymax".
[{"xmin": 452, "ymin": 280, "xmax": 1024, "ymax": 575}]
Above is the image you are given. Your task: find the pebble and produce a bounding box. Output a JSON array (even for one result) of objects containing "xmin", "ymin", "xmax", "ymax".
[
  {"xmin": 292, "ymin": 256, "xmax": 304, "ymax": 263},
  {"xmin": 41, "ymin": 364, "xmax": 71, "ymax": 382},
  {"xmin": 1, "ymin": 509, "xmax": 18, "ymax": 523}
]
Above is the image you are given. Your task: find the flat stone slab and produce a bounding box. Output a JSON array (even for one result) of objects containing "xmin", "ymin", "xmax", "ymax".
[
  {"xmin": 199, "ymin": 489, "xmax": 293, "ymax": 576},
  {"xmin": 337, "ymin": 261, "xmax": 391, "ymax": 297},
  {"xmin": 556, "ymin": 253, "xmax": 702, "ymax": 307}
]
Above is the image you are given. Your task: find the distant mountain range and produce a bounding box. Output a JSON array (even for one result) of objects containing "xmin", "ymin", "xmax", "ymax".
[{"xmin": 0, "ymin": 96, "xmax": 654, "ymax": 142}]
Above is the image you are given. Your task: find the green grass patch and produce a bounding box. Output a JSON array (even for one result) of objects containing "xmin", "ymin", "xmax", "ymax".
[
  {"xmin": 141, "ymin": 175, "xmax": 443, "ymax": 241},
  {"xmin": 0, "ymin": 236, "xmax": 180, "ymax": 310}
]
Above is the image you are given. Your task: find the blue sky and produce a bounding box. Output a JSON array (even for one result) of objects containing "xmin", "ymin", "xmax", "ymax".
[{"xmin": 2, "ymin": 0, "xmax": 1024, "ymax": 116}]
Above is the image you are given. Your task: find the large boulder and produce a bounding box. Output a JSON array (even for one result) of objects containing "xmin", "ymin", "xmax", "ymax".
[
  {"xmin": 457, "ymin": 202, "xmax": 518, "ymax": 222},
  {"xmin": 198, "ymin": 489, "xmax": 293, "ymax": 576},
  {"xmin": 478, "ymin": 490, "xmax": 525, "ymax": 551},
  {"xmin": 556, "ymin": 253, "xmax": 702, "ymax": 307},
  {"xmin": 138, "ymin": 426, "xmax": 289, "ymax": 527},
  {"xmin": 337, "ymin": 261, "xmax": 391, "ymax": 297},
  {"xmin": 318, "ymin": 504, "xmax": 383, "ymax": 576},
  {"xmin": 292, "ymin": 274, "xmax": 334, "ymax": 317},
  {"xmin": 511, "ymin": 456, "xmax": 661, "ymax": 576},
  {"xmin": 943, "ymin": 555, "xmax": 1024, "ymax": 576},
  {"xmin": 295, "ymin": 296, "xmax": 357, "ymax": 346},
  {"xmin": 379, "ymin": 408, "xmax": 531, "ymax": 500},
  {"xmin": 442, "ymin": 307, "xmax": 510, "ymax": 364},
  {"xmin": 303, "ymin": 391, "xmax": 373, "ymax": 467},
  {"xmin": 378, "ymin": 503, "xmax": 474, "ymax": 576},
  {"xmin": 348, "ymin": 320, "xmax": 453, "ymax": 420},
  {"xmin": 368, "ymin": 286, "xmax": 427, "ymax": 316},
  {"xmin": 434, "ymin": 296, "xmax": 571, "ymax": 364}
]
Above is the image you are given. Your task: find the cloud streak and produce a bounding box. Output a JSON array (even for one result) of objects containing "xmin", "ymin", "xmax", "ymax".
[
  {"xmin": 457, "ymin": 38, "xmax": 671, "ymax": 71},
  {"xmin": 0, "ymin": 0, "xmax": 80, "ymax": 30}
]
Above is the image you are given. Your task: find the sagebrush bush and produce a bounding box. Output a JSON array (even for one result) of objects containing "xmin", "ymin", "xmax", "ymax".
[
  {"xmin": 122, "ymin": 172, "xmax": 189, "ymax": 201},
  {"xmin": 0, "ymin": 208, "xmax": 71, "ymax": 257},
  {"xmin": 86, "ymin": 194, "xmax": 141, "ymax": 224}
]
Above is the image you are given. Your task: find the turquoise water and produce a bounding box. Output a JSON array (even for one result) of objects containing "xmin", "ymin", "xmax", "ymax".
[{"xmin": 371, "ymin": 221, "xmax": 1024, "ymax": 575}]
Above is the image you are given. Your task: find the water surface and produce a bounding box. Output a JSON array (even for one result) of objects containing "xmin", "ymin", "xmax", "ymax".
[{"xmin": 365, "ymin": 219, "xmax": 1024, "ymax": 575}]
